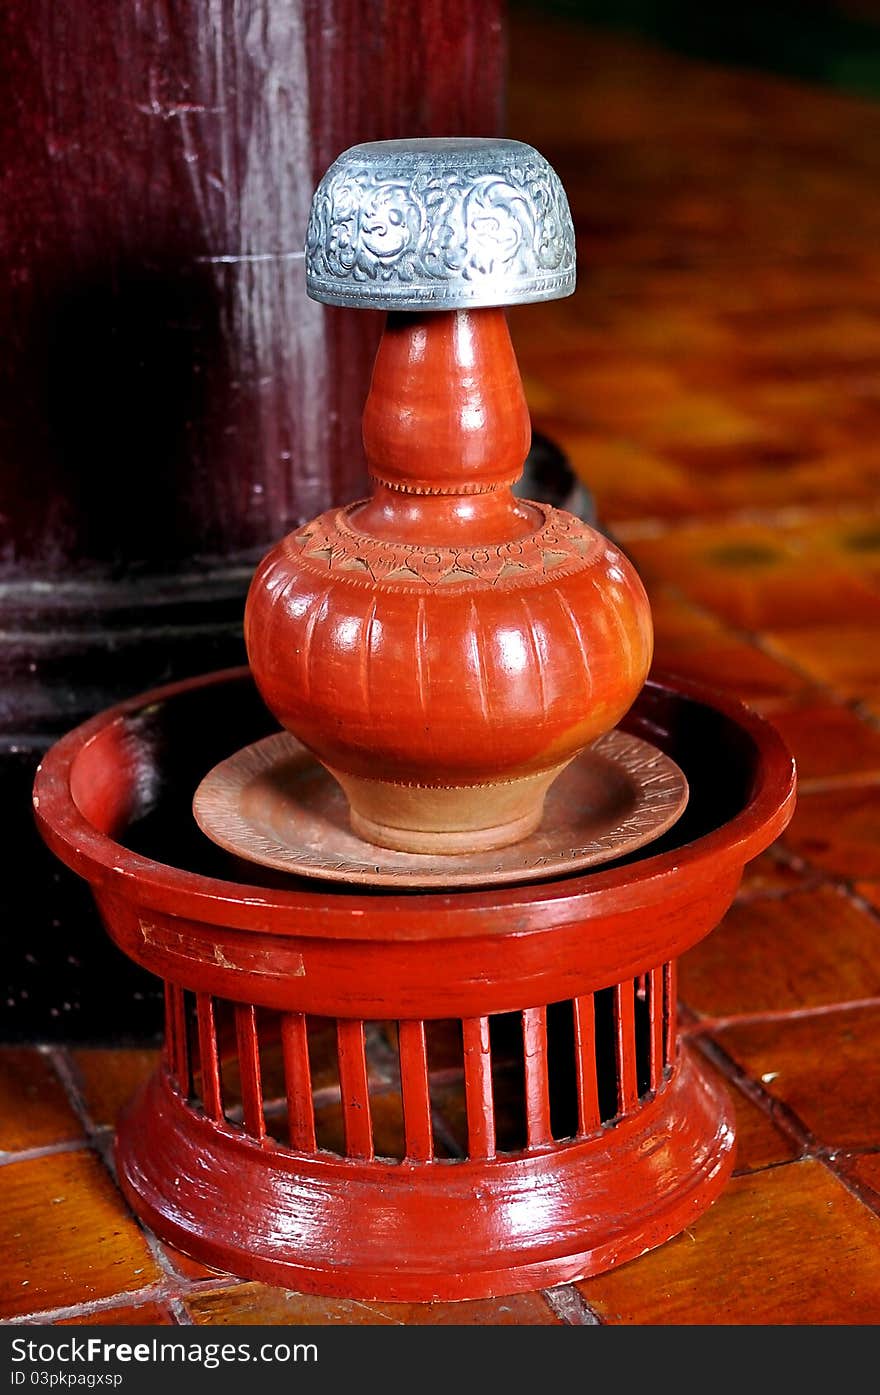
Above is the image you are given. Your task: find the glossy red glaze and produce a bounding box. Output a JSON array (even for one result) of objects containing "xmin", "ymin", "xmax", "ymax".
[
  {"xmin": 33, "ymin": 669, "xmax": 795, "ymax": 987},
  {"xmin": 245, "ymin": 309, "xmax": 653, "ymax": 851},
  {"xmin": 361, "ymin": 308, "xmax": 532, "ymax": 499},
  {"xmin": 33, "ymin": 669, "xmax": 795, "ymax": 1300},
  {"xmin": 116, "ymin": 1048, "xmax": 734, "ymax": 1301}
]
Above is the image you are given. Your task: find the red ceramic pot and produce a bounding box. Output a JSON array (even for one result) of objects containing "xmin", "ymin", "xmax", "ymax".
[{"xmin": 245, "ymin": 309, "xmax": 653, "ymax": 853}]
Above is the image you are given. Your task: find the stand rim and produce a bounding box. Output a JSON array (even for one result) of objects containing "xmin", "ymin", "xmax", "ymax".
[{"xmin": 34, "ymin": 667, "xmax": 796, "ymax": 938}]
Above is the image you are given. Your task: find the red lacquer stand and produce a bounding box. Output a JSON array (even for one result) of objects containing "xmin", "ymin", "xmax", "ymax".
[{"xmin": 34, "ymin": 668, "xmax": 795, "ymax": 1301}]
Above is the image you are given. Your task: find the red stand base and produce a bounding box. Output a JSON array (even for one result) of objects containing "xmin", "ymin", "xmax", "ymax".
[
  {"xmin": 117, "ymin": 1050, "xmax": 733, "ymax": 1301},
  {"xmin": 33, "ymin": 669, "xmax": 795, "ymax": 1302}
]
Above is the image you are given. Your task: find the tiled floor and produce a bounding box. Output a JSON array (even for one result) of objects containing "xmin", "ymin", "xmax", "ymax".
[{"xmin": 5, "ymin": 12, "xmax": 880, "ymax": 1324}]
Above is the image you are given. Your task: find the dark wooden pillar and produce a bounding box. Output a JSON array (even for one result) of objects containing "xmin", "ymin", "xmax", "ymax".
[{"xmin": 1, "ymin": 0, "xmax": 504, "ymax": 1039}]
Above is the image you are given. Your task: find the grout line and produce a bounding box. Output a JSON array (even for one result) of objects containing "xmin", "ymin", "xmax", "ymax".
[
  {"xmin": 9, "ymin": 1270, "xmax": 240, "ymax": 1327},
  {"xmin": 691, "ymin": 1031, "xmax": 880, "ymax": 1220},
  {"xmin": 138, "ymin": 1222, "xmax": 198, "ymax": 1289},
  {"xmin": 364, "ymin": 1023, "xmax": 402, "ymax": 1086},
  {"xmin": 823, "ymin": 1156, "xmax": 880, "ymax": 1219},
  {"xmin": 845, "ymin": 883, "xmax": 880, "ymax": 925},
  {"xmin": 430, "ymin": 1107, "xmax": 466, "ymax": 1160},
  {"xmin": 681, "ymin": 994, "xmax": 880, "ymax": 1037},
  {"xmin": 42, "ymin": 1046, "xmax": 240, "ymax": 1296},
  {"xmin": 0, "ymin": 1138, "xmax": 90, "ymax": 1168},
  {"xmin": 733, "ymin": 875, "xmax": 825, "ymax": 905},
  {"xmin": 689, "ymin": 1033, "xmax": 818, "ymax": 1156},
  {"xmin": 755, "ymin": 632, "xmax": 851, "ymax": 698},
  {"xmin": 42, "ymin": 1046, "xmax": 101, "ymax": 1137},
  {"xmin": 8, "ymin": 1283, "xmax": 172, "ymax": 1327},
  {"xmin": 91, "ymin": 1127, "xmax": 117, "ymax": 1172},
  {"xmin": 543, "ymin": 1284, "xmax": 603, "ymax": 1325},
  {"xmin": 734, "ymin": 1155, "xmax": 807, "ymax": 1179},
  {"xmin": 676, "ymin": 1000, "xmax": 700, "ymax": 1031},
  {"xmin": 645, "ymin": 580, "xmax": 838, "ymax": 716},
  {"xmin": 169, "ymin": 1297, "xmax": 194, "ymax": 1325}
]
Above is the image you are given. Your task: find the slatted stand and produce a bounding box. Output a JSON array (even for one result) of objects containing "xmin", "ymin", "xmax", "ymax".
[{"xmin": 33, "ymin": 669, "xmax": 795, "ymax": 1301}]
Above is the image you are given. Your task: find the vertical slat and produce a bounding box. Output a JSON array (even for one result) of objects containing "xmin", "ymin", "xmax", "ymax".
[
  {"xmin": 336, "ymin": 1020, "xmax": 373, "ymax": 1160},
  {"xmin": 234, "ymin": 1003, "xmax": 266, "ymax": 1140},
  {"xmin": 163, "ymin": 981, "xmax": 176, "ymax": 1072},
  {"xmin": 398, "ymin": 1020, "xmax": 433, "ymax": 1162},
  {"xmin": 614, "ymin": 980, "xmax": 639, "ymax": 1115},
  {"xmin": 281, "ymin": 1012, "xmax": 316, "ymax": 1152},
  {"xmin": 196, "ymin": 993, "xmax": 223, "ymax": 1122},
  {"xmin": 462, "ymin": 1017, "xmax": 495, "ymax": 1160},
  {"xmin": 572, "ymin": 994, "xmax": 600, "ymax": 1135},
  {"xmin": 664, "ymin": 960, "xmax": 678, "ymax": 1068},
  {"xmin": 648, "ymin": 967, "xmax": 665, "ymax": 1090},
  {"xmin": 167, "ymin": 983, "xmax": 189, "ymax": 1094},
  {"xmin": 522, "ymin": 1007, "xmax": 552, "ymax": 1147}
]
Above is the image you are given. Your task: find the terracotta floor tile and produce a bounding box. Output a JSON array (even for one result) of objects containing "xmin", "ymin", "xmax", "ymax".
[
  {"xmin": 848, "ymin": 1154, "xmax": 880, "ymax": 1204},
  {"xmin": 647, "ymin": 587, "xmax": 731, "ymax": 657},
  {"xmin": 769, "ymin": 701, "xmax": 880, "ymax": 787},
  {"xmin": 795, "ymin": 512, "xmax": 880, "ymax": 590},
  {"xmin": 605, "ymin": 389, "xmax": 770, "ymax": 460},
  {"xmin": 57, "ymin": 1301, "xmax": 175, "ymax": 1325},
  {"xmin": 310, "ymin": 1085, "xmax": 455, "ymax": 1160},
  {"xmin": 578, "ymin": 1161, "xmax": 880, "ymax": 1324},
  {"xmin": 157, "ymin": 1240, "xmax": 228, "ymax": 1284},
  {"xmin": 679, "ymin": 887, "xmax": 880, "ymax": 1018},
  {"xmin": 855, "ymin": 881, "xmax": 880, "ymax": 913},
  {"xmin": 783, "ymin": 784, "xmax": 880, "ymax": 879},
  {"xmin": 0, "ymin": 1150, "xmax": 160, "ymax": 1320},
  {"xmin": 217, "ymin": 1032, "xmax": 286, "ymax": 1111},
  {"xmin": 737, "ymin": 847, "xmax": 819, "ymax": 896},
  {"xmin": 625, "ymin": 523, "xmax": 880, "ymax": 631},
  {"xmin": 424, "ymin": 1018, "xmax": 467, "ymax": 1073},
  {"xmin": 70, "ymin": 1049, "xmax": 160, "ymax": 1130},
  {"xmin": 649, "ymin": 639, "xmax": 811, "ymax": 711},
  {"xmin": 536, "ymin": 358, "xmax": 688, "ymax": 438},
  {"xmin": 426, "ymin": 1062, "xmax": 534, "ymax": 1157},
  {"xmin": 185, "ymin": 1283, "xmax": 560, "ymax": 1325},
  {"xmin": 0, "ymin": 1049, "xmax": 83, "ymax": 1154},
  {"xmin": 666, "ymin": 451, "xmax": 880, "ymax": 520},
  {"xmin": 215, "ymin": 1015, "xmax": 390, "ymax": 1118},
  {"xmin": 715, "ymin": 1006, "xmax": 880, "ymax": 1151},
  {"xmin": 535, "ymin": 423, "xmax": 716, "ymax": 524},
  {"xmin": 763, "ymin": 625, "xmax": 880, "ymax": 701},
  {"xmin": 690, "ymin": 1052, "xmax": 798, "ymax": 1175}
]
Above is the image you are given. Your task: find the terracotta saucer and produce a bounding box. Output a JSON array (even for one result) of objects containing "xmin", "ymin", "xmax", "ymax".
[{"xmin": 192, "ymin": 729, "xmax": 689, "ymax": 890}]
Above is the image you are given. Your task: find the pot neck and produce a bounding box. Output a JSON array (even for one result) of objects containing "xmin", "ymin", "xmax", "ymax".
[{"xmin": 355, "ymin": 308, "xmax": 539, "ymax": 545}]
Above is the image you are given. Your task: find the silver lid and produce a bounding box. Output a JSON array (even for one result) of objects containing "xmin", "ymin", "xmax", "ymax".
[{"xmin": 305, "ymin": 137, "xmax": 576, "ymax": 311}]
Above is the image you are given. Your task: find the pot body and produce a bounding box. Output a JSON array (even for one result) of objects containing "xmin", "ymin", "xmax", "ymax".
[{"xmin": 245, "ymin": 499, "xmax": 652, "ymax": 849}]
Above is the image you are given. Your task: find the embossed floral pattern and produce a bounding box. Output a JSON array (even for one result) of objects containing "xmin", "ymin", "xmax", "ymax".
[{"xmin": 305, "ymin": 141, "xmax": 576, "ymax": 306}]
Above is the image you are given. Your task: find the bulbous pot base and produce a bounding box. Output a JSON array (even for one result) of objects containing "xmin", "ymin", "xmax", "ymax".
[{"xmin": 332, "ymin": 763, "xmax": 568, "ymax": 854}]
